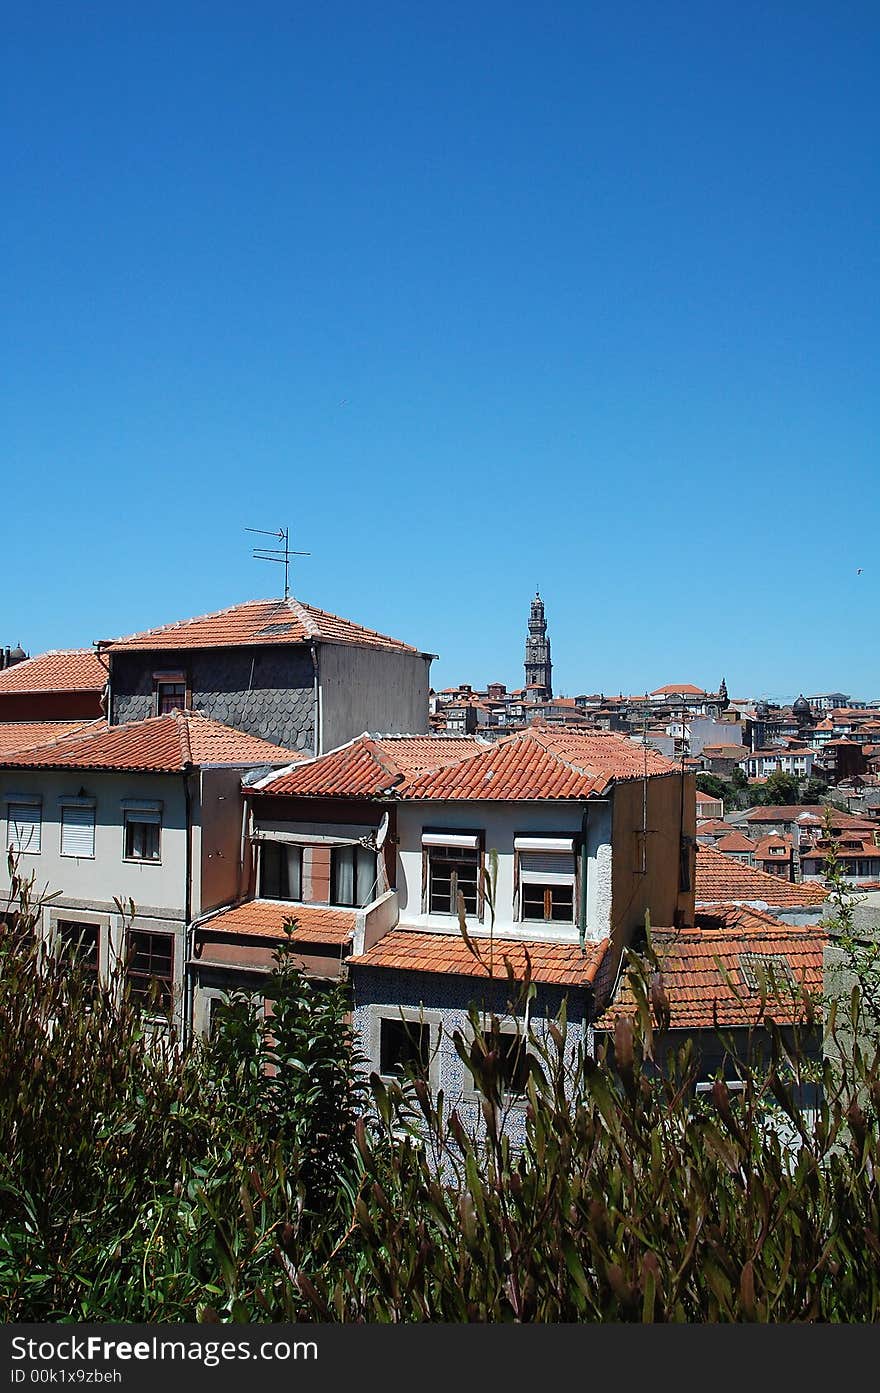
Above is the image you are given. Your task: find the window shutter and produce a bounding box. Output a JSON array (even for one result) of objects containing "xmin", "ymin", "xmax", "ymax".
[
  {"xmin": 61, "ymin": 806, "xmax": 95, "ymax": 858},
  {"xmin": 518, "ymin": 850, "xmax": 574, "ymax": 885},
  {"xmin": 8, "ymin": 803, "xmax": 41, "ymax": 854}
]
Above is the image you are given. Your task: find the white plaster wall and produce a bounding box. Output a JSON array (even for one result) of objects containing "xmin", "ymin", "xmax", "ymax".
[
  {"xmin": 394, "ymin": 800, "xmax": 612, "ymax": 943},
  {"xmin": 1, "ymin": 769, "xmax": 188, "ymax": 917}
]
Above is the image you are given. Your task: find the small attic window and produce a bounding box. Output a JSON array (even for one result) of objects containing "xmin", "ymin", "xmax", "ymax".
[{"xmin": 739, "ymin": 953, "xmax": 795, "ymax": 995}]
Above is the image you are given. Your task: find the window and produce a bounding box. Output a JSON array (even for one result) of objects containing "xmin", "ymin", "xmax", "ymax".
[
  {"xmin": 60, "ymin": 804, "xmax": 95, "ymax": 858},
  {"xmin": 739, "ymin": 953, "xmax": 794, "ymax": 995},
  {"xmin": 467, "ymin": 1027, "xmax": 530, "ymax": 1098},
  {"xmin": 331, "ymin": 845, "xmax": 377, "ymax": 907},
  {"xmin": 56, "ymin": 919, "xmax": 100, "ymax": 985},
  {"xmin": 126, "ymin": 930, "xmax": 174, "ymax": 1013},
  {"xmin": 156, "ymin": 681, "xmax": 187, "ymax": 715},
  {"xmin": 379, "ymin": 1017, "xmax": 432, "ymax": 1078},
  {"xmin": 7, "ymin": 800, "xmax": 41, "ymax": 855},
  {"xmin": 521, "ymin": 883, "xmax": 574, "ymax": 922},
  {"xmin": 515, "ymin": 837, "xmax": 576, "ymax": 923},
  {"xmin": 124, "ymin": 810, "xmax": 161, "ymax": 862},
  {"xmin": 259, "ymin": 842, "xmax": 302, "ymax": 900},
  {"xmin": 428, "ymin": 846, "xmax": 479, "ymax": 915}
]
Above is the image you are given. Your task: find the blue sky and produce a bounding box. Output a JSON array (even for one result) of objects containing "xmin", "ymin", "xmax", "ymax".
[{"xmin": 4, "ymin": 2, "xmax": 878, "ymax": 702}]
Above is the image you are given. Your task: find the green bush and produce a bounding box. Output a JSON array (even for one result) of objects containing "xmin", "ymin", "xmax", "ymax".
[{"xmin": 2, "ymin": 861, "xmax": 879, "ymax": 1322}]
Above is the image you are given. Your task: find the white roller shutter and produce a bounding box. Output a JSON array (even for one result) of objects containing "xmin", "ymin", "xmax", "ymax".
[
  {"xmin": 61, "ymin": 805, "xmax": 96, "ymax": 858},
  {"xmin": 421, "ymin": 832, "xmax": 480, "ymax": 849},
  {"xmin": 7, "ymin": 803, "xmax": 41, "ymax": 854},
  {"xmin": 518, "ymin": 850, "xmax": 574, "ymax": 886}
]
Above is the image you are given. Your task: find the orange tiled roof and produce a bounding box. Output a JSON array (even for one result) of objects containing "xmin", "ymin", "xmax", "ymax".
[
  {"xmin": 696, "ymin": 844, "xmax": 827, "ymax": 907},
  {"xmin": 650, "ymin": 684, "xmax": 706, "ymax": 697},
  {"xmin": 199, "ymin": 899, "xmax": 356, "ymax": 945},
  {"xmin": 0, "ymin": 649, "xmax": 107, "ymax": 694},
  {"xmin": 714, "ymin": 832, "xmax": 758, "ymax": 854},
  {"xmin": 398, "ymin": 725, "xmax": 678, "ymax": 801},
  {"xmin": 348, "ymin": 929, "xmax": 610, "ymax": 987},
  {"xmin": 0, "ymin": 721, "xmax": 93, "ymax": 755},
  {"xmin": 598, "ymin": 918, "xmax": 824, "ymax": 1030},
  {"xmin": 0, "ymin": 712, "xmax": 302, "ymax": 773},
  {"xmin": 101, "ymin": 598, "xmax": 424, "ymax": 655},
  {"xmin": 254, "ymin": 734, "xmax": 486, "ymax": 798}
]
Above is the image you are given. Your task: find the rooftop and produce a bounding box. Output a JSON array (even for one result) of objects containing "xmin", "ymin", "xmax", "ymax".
[
  {"xmin": 695, "ymin": 844, "xmax": 828, "ymax": 908},
  {"xmin": 0, "ymin": 649, "xmax": 107, "ymax": 694},
  {"xmin": 0, "ymin": 721, "xmax": 93, "ymax": 756},
  {"xmin": 348, "ymin": 929, "xmax": 611, "ymax": 987},
  {"xmin": 598, "ymin": 917, "xmax": 824, "ymax": 1030},
  {"xmin": 198, "ymin": 900, "xmax": 356, "ymax": 946},
  {"xmin": 99, "ymin": 597, "xmax": 426, "ymax": 655},
  {"xmin": 0, "ymin": 711, "xmax": 303, "ymax": 774},
  {"xmin": 252, "ymin": 733, "xmax": 486, "ymax": 799}
]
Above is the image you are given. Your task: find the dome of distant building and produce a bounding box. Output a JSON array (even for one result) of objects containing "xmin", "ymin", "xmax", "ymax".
[
  {"xmin": 793, "ymin": 695, "xmax": 810, "ymax": 717},
  {"xmin": 7, "ymin": 644, "xmax": 26, "ymax": 666}
]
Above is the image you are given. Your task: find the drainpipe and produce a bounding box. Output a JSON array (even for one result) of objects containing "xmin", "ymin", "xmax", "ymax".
[
  {"xmin": 182, "ymin": 765, "xmax": 194, "ymax": 1047},
  {"xmin": 578, "ymin": 804, "xmax": 589, "ymax": 951},
  {"xmin": 310, "ymin": 641, "xmax": 320, "ymax": 755}
]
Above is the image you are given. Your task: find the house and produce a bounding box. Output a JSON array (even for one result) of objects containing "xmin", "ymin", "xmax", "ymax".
[
  {"xmin": 0, "ymin": 649, "xmax": 107, "ymax": 722},
  {"xmin": 800, "ymin": 830, "xmax": 880, "ymax": 884},
  {"xmin": 98, "ymin": 597, "xmax": 435, "ymax": 755},
  {"xmin": 741, "ymin": 748, "xmax": 816, "ymax": 780},
  {"xmin": 189, "ymin": 724, "xmax": 696, "ymax": 1119},
  {"xmin": 696, "ymin": 788, "xmax": 724, "ymax": 820},
  {"xmin": 714, "ymin": 831, "xmax": 757, "ymax": 865},
  {"xmin": 695, "ymin": 844, "xmax": 827, "ymax": 925},
  {"xmin": 1, "ymin": 712, "xmax": 300, "ymax": 1034},
  {"xmin": 597, "ymin": 904, "xmax": 824, "ymax": 1093},
  {"xmin": 752, "ymin": 833, "xmax": 796, "ymax": 880},
  {"xmin": 807, "ymin": 693, "xmax": 850, "ymax": 712},
  {"xmin": 700, "ymin": 744, "xmax": 750, "ymax": 778}
]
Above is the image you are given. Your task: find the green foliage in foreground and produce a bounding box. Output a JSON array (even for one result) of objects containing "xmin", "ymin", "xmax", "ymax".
[{"xmin": 1, "ymin": 869, "xmax": 880, "ymax": 1321}]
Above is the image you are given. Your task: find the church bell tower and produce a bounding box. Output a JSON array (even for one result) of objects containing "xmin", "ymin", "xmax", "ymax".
[{"xmin": 524, "ymin": 591, "xmax": 552, "ymax": 699}]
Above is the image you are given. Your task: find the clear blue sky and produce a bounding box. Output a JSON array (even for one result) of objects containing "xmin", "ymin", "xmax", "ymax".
[{"xmin": 4, "ymin": 1, "xmax": 878, "ymax": 702}]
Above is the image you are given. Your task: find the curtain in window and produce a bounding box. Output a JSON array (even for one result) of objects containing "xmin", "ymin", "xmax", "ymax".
[{"xmin": 334, "ymin": 847, "xmax": 355, "ymax": 905}]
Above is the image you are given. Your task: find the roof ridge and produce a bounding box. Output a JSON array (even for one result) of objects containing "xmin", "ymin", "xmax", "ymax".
[{"xmin": 284, "ymin": 596, "xmax": 321, "ymax": 638}]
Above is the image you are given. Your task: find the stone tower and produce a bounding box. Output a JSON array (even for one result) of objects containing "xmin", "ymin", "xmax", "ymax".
[{"xmin": 524, "ymin": 592, "xmax": 552, "ymax": 699}]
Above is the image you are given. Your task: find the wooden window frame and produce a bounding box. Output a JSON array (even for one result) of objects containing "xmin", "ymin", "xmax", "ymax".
[{"xmin": 421, "ymin": 830, "xmax": 485, "ymax": 921}]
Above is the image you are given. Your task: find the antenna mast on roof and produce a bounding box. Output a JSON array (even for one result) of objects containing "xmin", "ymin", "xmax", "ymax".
[{"xmin": 246, "ymin": 526, "xmax": 310, "ymax": 600}]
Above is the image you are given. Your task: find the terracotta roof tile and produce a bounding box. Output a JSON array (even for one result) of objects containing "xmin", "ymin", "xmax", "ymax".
[
  {"xmin": 650, "ymin": 684, "xmax": 707, "ymax": 697},
  {"xmin": 398, "ymin": 725, "xmax": 678, "ymax": 801},
  {"xmin": 0, "ymin": 712, "xmax": 302, "ymax": 774},
  {"xmin": 101, "ymin": 598, "xmax": 424, "ymax": 654},
  {"xmin": 598, "ymin": 917, "xmax": 824, "ymax": 1030},
  {"xmin": 0, "ymin": 650, "xmax": 107, "ymax": 694},
  {"xmin": 199, "ymin": 899, "xmax": 356, "ymax": 945},
  {"xmin": 696, "ymin": 844, "xmax": 827, "ymax": 907},
  {"xmin": 0, "ymin": 721, "xmax": 93, "ymax": 755},
  {"xmin": 349, "ymin": 929, "xmax": 611, "ymax": 987},
  {"xmin": 254, "ymin": 734, "xmax": 486, "ymax": 798},
  {"xmin": 714, "ymin": 832, "xmax": 758, "ymax": 854}
]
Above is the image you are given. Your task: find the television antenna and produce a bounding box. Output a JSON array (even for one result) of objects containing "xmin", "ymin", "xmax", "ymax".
[{"xmin": 246, "ymin": 526, "xmax": 310, "ymax": 600}]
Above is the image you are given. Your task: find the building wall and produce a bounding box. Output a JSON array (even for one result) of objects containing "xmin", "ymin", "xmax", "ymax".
[
  {"xmin": 1, "ymin": 768, "xmax": 188, "ymax": 916},
  {"xmin": 317, "ymin": 644, "xmax": 431, "ymax": 749},
  {"xmin": 0, "ymin": 691, "xmax": 104, "ymax": 722},
  {"xmin": 198, "ymin": 767, "xmax": 247, "ymax": 915},
  {"xmin": 110, "ymin": 648, "xmax": 316, "ymax": 751},
  {"xmin": 2, "ymin": 768, "xmax": 190, "ymax": 1034},
  {"xmin": 611, "ymin": 772, "xmax": 695, "ymax": 960},
  {"xmin": 351, "ymin": 964, "xmax": 589, "ymax": 1149},
  {"xmin": 394, "ymin": 799, "xmax": 613, "ymax": 943}
]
